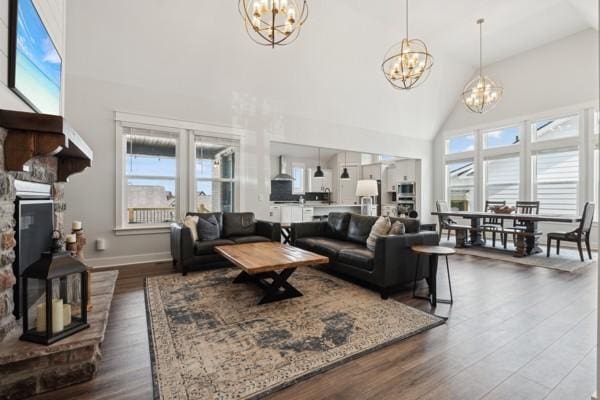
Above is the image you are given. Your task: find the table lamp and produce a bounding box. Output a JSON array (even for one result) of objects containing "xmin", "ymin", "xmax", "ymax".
[{"xmin": 356, "ymin": 180, "xmax": 378, "ymax": 216}]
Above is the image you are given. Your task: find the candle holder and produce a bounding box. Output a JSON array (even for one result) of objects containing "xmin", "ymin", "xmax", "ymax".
[{"xmin": 20, "ymin": 252, "xmax": 89, "ymax": 345}]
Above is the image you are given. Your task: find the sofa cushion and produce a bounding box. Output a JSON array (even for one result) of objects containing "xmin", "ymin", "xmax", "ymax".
[
  {"xmin": 223, "ymin": 212, "xmax": 256, "ymax": 237},
  {"xmin": 337, "ymin": 248, "xmax": 375, "ymax": 271},
  {"xmin": 366, "ymin": 216, "xmax": 391, "ymax": 251},
  {"xmin": 324, "ymin": 212, "xmax": 351, "ymax": 240},
  {"xmin": 390, "ymin": 217, "xmax": 420, "ymax": 233},
  {"xmin": 187, "ymin": 212, "xmax": 223, "ymax": 236},
  {"xmin": 197, "ymin": 214, "xmax": 220, "ymax": 241},
  {"xmin": 182, "ymin": 215, "xmax": 199, "ymax": 241},
  {"xmin": 295, "ymin": 237, "xmax": 329, "ymax": 251},
  {"xmin": 229, "ymin": 235, "xmax": 270, "ymax": 244},
  {"xmin": 193, "ymin": 239, "xmax": 235, "ymax": 256},
  {"xmin": 347, "ymin": 214, "xmax": 378, "ymax": 244},
  {"xmin": 296, "ymin": 237, "xmax": 362, "ymax": 260}
]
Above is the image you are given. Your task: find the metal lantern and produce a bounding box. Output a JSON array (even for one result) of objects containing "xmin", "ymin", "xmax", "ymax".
[
  {"xmin": 239, "ymin": 0, "xmax": 308, "ymax": 48},
  {"xmin": 20, "ymin": 252, "xmax": 89, "ymax": 345}
]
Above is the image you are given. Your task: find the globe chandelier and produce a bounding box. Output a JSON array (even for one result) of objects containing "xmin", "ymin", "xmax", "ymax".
[
  {"xmin": 381, "ymin": 0, "xmax": 434, "ymax": 90},
  {"xmin": 239, "ymin": 0, "xmax": 308, "ymax": 48},
  {"xmin": 462, "ymin": 19, "xmax": 503, "ymax": 113}
]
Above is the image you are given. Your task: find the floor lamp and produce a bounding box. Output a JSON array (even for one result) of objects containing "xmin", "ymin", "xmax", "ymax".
[{"xmin": 356, "ymin": 180, "xmax": 378, "ymax": 216}]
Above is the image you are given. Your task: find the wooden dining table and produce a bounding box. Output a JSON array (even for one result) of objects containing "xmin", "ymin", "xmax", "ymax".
[{"xmin": 431, "ymin": 211, "xmax": 582, "ymax": 257}]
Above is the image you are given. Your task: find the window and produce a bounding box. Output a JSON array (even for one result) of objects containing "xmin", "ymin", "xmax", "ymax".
[
  {"xmin": 534, "ymin": 149, "xmax": 579, "ymax": 215},
  {"xmin": 291, "ymin": 163, "xmax": 305, "ymax": 194},
  {"xmin": 484, "ymin": 156, "xmax": 520, "ymax": 205},
  {"xmin": 446, "ymin": 133, "xmax": 475, "ymax": 154},
  {"xmin": 446, "ymin": 160, "xmax": 474, "ymax": 211},
  {"xmin": 125, "ymin": 129, "xmax": 177, "ymax": 224},
  {"xmin": 483, "ymin": 126, "xmax": 520, "ymax": 149},
  {"xmin": 595, "ymin": 149, "xmax": 599, "ymax": 221},
  {"xmin": 195, "ymin": 135, "xmax": 239, "ymax": 213},
  {"xmin": 532, "ymin": 115, "xmax": 578, "ymax": 142}
]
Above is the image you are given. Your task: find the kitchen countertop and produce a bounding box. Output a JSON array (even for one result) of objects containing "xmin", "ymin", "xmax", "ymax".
[{"xmin": 270, "ymin": 202, "xmax": 361, "ymax": 207}]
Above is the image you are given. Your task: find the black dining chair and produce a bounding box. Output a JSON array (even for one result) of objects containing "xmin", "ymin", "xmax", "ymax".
[
  {"xmin": 546, "ymin": 202, "xmax": 595, "ymax": 262},
  {"xmin": 436, "ymin": 200, "xmax": 471, "ymax": 243},
  {"xmin": 481, "ymin": 200, "xmax": 506, "ymax": 247},
  {"xmin": 503, "ymin": 201, "xmax": 540, "ymax": 248}
]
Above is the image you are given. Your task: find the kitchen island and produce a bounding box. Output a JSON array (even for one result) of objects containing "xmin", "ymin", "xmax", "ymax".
[{"xmin": 269, "ymin": 202, "xmax": 363, "ymax": 223}]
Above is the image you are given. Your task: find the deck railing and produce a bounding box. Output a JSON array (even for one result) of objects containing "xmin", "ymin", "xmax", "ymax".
[{"xmin": 128, "ymin": 207, "xmax": 175, "ymax": 224}]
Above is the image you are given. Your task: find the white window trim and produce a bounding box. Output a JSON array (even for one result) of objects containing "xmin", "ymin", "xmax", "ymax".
[
  {"xmin": 291, "ymin": 162, "xmax": 305, "ymax": 194},
  {"xmin": 115, "ymin": 112, "xmax": 247, "ymax": 235},
  {"xmin": 440, "ymin": 101, "xmax": 598, "ymax": 222}
]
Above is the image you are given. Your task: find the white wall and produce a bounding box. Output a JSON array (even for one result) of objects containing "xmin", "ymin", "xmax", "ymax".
[
  {"xmin": 0, "ymin": 0, "xmax": 66, "ymax": 113},
  {"xmin": 433, "ymin": 29, "xmax": 599, "ymax": 247}
]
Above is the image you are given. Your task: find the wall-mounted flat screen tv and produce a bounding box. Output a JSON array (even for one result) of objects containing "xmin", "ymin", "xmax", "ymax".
[{"xmin": 8, "ymin": 0, "xmax": 62, "ymax": 115}]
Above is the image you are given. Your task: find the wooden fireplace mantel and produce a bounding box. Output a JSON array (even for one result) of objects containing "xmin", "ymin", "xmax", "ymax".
[{"xmin": 0, "ymin": 109, "xmax": 93, "ymax": 182}]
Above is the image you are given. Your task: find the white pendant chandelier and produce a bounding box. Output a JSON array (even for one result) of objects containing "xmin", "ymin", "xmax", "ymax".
[
  {"xmin": 462, "ymin": 19, "xmax": 503, "ymax": 114},
  {"xmin": 239, "ymin": 0, "xmax": 308, "ymax": 48},
  {"xmin": 381, "ymin": 0, "xmax": 434, "ymax": 90}
]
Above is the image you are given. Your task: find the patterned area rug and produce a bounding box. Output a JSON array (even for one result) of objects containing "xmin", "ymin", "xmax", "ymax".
[
  {"xmin": 145, "ymin": 267, "xmax": 443, "ymax": 400},
  {"xmin": 439, "ymin": 239, "xmax": 596, "ymax": 273}
]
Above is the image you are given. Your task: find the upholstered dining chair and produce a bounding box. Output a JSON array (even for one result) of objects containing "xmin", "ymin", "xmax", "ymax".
[
  {"xmin": 546, "ymin": 202, "xmax": 595, "ymax": 262},
  {"xmin": 481, "ymin": 200, "xmax": 506, "ymax": 247},
  {"xmin": 436, "ymin": 200, "xmax": 471, "ymax": 243}
]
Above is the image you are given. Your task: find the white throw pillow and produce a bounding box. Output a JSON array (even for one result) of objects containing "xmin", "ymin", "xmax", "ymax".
[
  {"xmin": 366, "ymin": 216, "xmax": 391, "ymax": 252},
  {"xmin": 182, "ymin": 215, "xmax": 199, "ymax": 242}
]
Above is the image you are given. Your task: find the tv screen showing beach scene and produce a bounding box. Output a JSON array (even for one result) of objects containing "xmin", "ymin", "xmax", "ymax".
[{"xmin": 9, "ymin": 0, "xmax": 61, "ymax": 115}]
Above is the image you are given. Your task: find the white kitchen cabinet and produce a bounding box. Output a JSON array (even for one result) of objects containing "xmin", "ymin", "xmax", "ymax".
[
  {"xmin": 279, "ymin": 205, "xmax": 304, "ymax": 224},
  {"xmin": 361, "ymin": 164, "xmax": 382, "ymax": 180},
  {"xmin": 302, "ymin": 207, "xmax": 314, "ymax": 222},
  {"xmin": 268, "ymin": 205, "xmax": 281, "ymax": 222}
]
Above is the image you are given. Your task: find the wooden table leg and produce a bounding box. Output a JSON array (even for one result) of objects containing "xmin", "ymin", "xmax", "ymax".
[
  {"xmin": 469, "ymin": 217, "xmax": 484, "ymax": 246},
  {"xmin": 455, "ymin": 229, "xmax": 467, "ymax": 248}
]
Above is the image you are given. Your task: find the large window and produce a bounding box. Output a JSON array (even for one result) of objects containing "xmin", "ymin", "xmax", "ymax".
[
  {"xmin": 534, "ymin": 149, "xmax": 579, "ymax": 215},
  {"xmin": 483, "ymin": 126, "xmax": 520, "ymax": 149},
  {"xmin": 195, "ymin": 135, "xmax": 239, "ymax": 213},
  {"xmin": 532, "ymin": 115, "xmax": 578, "ymax": 142},
  {"xmin": 484, "ymin": 156, "xmax": 520, "ymax": 205},
  {"xmin": 125, "ymin": 129, "xmax": 177, "ymax": 224},
  {"xmin": 292, "ymin": 163, "xmax": 305, "ymax": 194},
  {"xmin": 446, "ymin": 160, "xmax": 474, "ymax": 211},
  {"xmin": 446, "ymin": 133, "xmax": 475, "ymax": 154}
]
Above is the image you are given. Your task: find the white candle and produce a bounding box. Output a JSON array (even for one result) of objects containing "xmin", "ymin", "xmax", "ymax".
[
  {"xmin": 66, "ymin": 234, "xmax": 77, "ymax": 244},
  {"xmin": 72, "ymin": 221, "xmax": 82, "ymax": 230},
  {"xmin": 63, "ymin": 304, "xmax": 72, "ymax": 326},
  {"xmin": 35, "ymin": 299, "xmax": 64, "ymax": 333}
]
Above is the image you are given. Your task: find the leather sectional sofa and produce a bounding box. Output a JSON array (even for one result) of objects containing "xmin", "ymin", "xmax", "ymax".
[
  {"xmin": 291, "ymin": 212, "xmax": 439, "ymax": 298},
  {"xmin": 170, "ymin": 212, "xmax": 280, "ymax": 275}
]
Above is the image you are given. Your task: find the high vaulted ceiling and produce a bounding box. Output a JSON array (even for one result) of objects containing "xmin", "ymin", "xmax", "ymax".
[{"xmin": 66, "ymin": 1, "xmax": 597, "ymax": 141}]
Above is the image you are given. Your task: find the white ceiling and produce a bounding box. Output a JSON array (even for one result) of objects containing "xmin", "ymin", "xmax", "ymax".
[{"xmin": 66, "ymin": 0, "xmax": 597, "ymax": 141}]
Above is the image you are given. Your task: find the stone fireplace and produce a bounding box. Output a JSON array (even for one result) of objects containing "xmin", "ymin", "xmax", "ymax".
[{"xmin": 0, "ymin": 110, "xmax": 119, "ymax": 399}]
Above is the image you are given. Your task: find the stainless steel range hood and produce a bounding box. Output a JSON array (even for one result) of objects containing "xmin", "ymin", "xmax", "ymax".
[{"xmin": 272, "ymin": 155, "xmax": 294, "ymax": 181}]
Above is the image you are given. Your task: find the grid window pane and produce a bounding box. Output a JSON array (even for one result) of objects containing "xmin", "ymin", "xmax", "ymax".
[
  {"xmin": 125, "ymin": 131, "xmax": 177, "ymax": 224},
  {"xmin": 485, "ymin": 156, "xmax": 520, "ymax": 205},
  {"xmin": 195, "ymin": 136, "xmax": 239, "ymax": 213},
  {"xmin": 483, "ymin": 126, "xmax": 520, "ymax": 149},
  {"xmin": 446, "ymin": 133, "xmax": 475, "ymax": 154},
  {"xmin": 447, "ymin": 160, "xmax": 474, "ymax": 211},
  {"xmin": 535, "ymin": 149, "xmax": 579, "ymax": 215},
  {"xmin": 533, "ymin": 115, "xmax": 578, "ymax": 142}
]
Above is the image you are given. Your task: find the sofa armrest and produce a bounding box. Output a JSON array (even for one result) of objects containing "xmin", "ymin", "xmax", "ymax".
[
  {"xmin": 290, "ymin": 222, "xmax": 326, "ymax": 244},
  {"xmin": 170, "ymin": 223, "xmax": 194, "ymax": 266},
  {"xmin": 376, "ymin": 231, "xmax": 440, "ymax": 250},
  {"xmin": 256, "ymin": 220, "xmax": 281, "ymax": 242}
]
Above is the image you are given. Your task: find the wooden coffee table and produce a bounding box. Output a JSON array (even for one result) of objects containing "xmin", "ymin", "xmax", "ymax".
[{"xmin": 214, "ymin": 242, "xmax": 329, "ymax": 305}]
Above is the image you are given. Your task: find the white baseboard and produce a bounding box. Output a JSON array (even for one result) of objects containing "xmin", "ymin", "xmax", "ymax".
[{"xmin": 86, "ymin": 252, "xmax": 171, "ymax": 269}]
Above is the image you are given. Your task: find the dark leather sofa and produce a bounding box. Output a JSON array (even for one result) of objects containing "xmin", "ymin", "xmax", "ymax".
[
  {"xmin": 291, "ymin": 212, "xmax": 439, "ymax": 298},
  {"xmin": 170, "ymin": 212, "xmax": 280, "ymax": 275}
]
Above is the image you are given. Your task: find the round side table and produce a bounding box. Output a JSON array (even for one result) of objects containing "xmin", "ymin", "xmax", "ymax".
[{"xmin": 410, "ymin": 245, "xmax": 456, "ymax": 306}]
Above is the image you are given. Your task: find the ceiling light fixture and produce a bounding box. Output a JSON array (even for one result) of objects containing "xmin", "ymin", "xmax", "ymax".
[
  {"xmin": 314, "ymin": 148, "xmax": 324, "ymax": 178},
  {"xmin": 239, "ymin": 0, "xmax": 308, "ymax": 48},
  {"xmin": 462, "ymin": 19, "xmax": 503, "ymax": 114},
  {"xmin": 381, "ymin": 0, "xmax": 434, "ymax": 90},
  {"xmin": 340, "ymin": 151, "xmax": 350, "ymax": 180}
]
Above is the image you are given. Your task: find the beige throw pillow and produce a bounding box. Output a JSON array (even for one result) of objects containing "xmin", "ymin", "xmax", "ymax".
[
  {"xmin": 183, "ymin": 215, "xmax": 199, "ymax": 242},
  {"xmin": 366, "ymin": 216, "xmax": 391, "ymax": 252},
  {"xmin": 389, "ymin": 221, "xmax": 406, "ymax": 235}
]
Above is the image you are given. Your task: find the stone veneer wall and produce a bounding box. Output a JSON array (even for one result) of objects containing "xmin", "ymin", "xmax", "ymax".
[{"xmin": 0, "ymin": 128, "xmax": 66, "ymax": 343}]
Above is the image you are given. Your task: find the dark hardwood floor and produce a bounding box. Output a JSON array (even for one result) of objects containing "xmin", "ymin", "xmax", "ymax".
[{"xmin": 33, "ymin": 254, "xmax": 597, "ymax": 400}]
